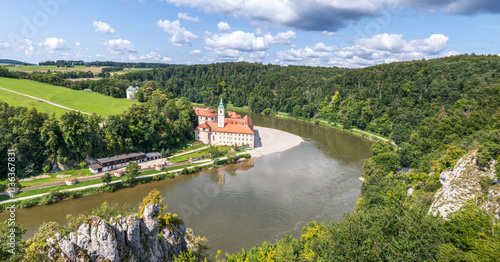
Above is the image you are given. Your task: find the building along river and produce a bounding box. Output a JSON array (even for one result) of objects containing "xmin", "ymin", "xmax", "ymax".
[{"xmin": 0, "ymin": 112, "xmax": 372, "ymax": 256}]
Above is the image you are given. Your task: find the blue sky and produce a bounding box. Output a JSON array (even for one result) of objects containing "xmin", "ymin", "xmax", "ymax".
[{"xmin": 0, "ymin": 0, "xmax": 498, "ymax": 67}]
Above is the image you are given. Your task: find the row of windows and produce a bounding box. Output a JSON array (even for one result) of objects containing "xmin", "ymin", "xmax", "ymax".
[
  {"xmin": 200, "ymin": 116, "xmax": 214, "ymax": 121},
  {"xmin": 213, "ymin": 136, "xmax": 252, "ymax": 141}
]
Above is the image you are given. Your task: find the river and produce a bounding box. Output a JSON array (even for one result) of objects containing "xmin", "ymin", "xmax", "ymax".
[{"xmin": 0, "ymin": 112, "xmax": 372, "ymax": 257}]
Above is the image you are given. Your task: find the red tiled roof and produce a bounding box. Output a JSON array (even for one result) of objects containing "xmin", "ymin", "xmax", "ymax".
[
  {"xmin": 206, "ymin": 116, "xmax": 254, "ymax": 134},
  {"xmin": 195, "ymin": 121, "xmax": 211, "ymax": 131},
  {"xmin": 193, "ymin": 107, "xmax": 217, "ymax": 117},
  {"xmin": 227, "ymin": 111, "xmax": 241, "ymax": 118}
]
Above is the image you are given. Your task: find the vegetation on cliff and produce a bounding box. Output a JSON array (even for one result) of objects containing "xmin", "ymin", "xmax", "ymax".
[{"xmin": 14, "ymin": 190, "xmax": 208, "ymax": 261}]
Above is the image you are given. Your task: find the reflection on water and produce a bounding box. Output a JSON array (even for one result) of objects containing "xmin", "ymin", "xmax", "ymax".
[{"xmin": 0, "ymin": 113, "xmax": 372, "ymax": 257}]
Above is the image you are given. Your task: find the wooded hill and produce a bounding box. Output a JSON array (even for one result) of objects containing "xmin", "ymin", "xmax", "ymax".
[
  {"xmin": 0, "ymin": 96, "xmax": 197, "ymax": 180},
  {"xmin": 119, "ymin": 55, "xmax": 500, "ymax": 260},
  {"xmin": 119, "ymin": 55, "xmax": 500, "ymax": 168}
]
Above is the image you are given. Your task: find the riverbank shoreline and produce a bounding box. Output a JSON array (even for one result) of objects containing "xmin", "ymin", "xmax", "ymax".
[
  {"xmin": 0, "ymin": 126, "xmax": 303, "ymax": 211},
  {"xmin": 248, "ymin": 126, "xmax": 304, "ymax": 158}
]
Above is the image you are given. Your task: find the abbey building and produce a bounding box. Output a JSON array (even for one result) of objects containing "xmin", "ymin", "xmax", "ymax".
[{"xmin": 194, "ymin": 99, "xmax": 255, "ymax": 147}]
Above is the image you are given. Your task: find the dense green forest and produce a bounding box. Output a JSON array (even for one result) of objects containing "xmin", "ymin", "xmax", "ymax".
[
  {"xmin": 0, "ymin": 95, "xmax": 197, "ymax": 180},
  {"xmin": 118, "ymin": 55, "xmax": 500, "ymax": 167},
  {"xmin": 118, "ymin": 54, "xmax": 499, "ymax": 261}
]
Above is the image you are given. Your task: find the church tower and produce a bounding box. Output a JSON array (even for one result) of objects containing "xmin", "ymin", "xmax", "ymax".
[{"xmin": 218, "ymin": 98, "xmax": 225, "ymax": 128}]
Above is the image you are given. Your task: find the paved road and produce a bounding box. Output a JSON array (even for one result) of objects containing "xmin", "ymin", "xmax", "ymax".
[
  {"xmin": 0, "ymin": 86, "xmax": 93, "ymax": 115},
  {"xmin": 0, "ymin": 152, "xmax": 251, "ymax": 204}
]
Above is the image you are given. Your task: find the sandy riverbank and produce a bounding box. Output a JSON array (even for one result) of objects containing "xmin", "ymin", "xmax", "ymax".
[{"xmin": 248, "ymin": 126, "xmax": 303, "ymax": 158}]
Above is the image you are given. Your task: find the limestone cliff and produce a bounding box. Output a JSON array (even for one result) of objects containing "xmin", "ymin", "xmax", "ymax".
[
  {"xmin": 429, "ymin": 150, "xmax": 499, "ymax": 219},
  {"xmin": 44, "ymin": 204, "xmax": 199, "ymax": 262}
]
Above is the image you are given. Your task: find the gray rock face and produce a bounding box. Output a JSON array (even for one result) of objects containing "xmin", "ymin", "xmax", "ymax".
[
  {"xmin": 45, "ymin": 204, "xmax": 198, "ymax": 262},
  {"xmin": 429, "ymin": 151, "xmax": 498, "ymax": 219}
]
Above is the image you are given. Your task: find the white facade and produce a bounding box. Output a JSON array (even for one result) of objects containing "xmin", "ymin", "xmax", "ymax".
[
  {"xmin": 218, "ymin": 98, "xmax": 225, "ymax": 128},
  {"xmin": 211, "ymin": 132, "xmax": 255, "ymax": 147},
  {"xmin": 126, "ymin": 85, "xmax": 140, "ymax": 100}
]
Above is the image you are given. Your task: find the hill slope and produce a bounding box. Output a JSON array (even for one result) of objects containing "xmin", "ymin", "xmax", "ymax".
[
  {"xmin": 0, "ymin": 59, "xmax": 33, "ymax": 65},
  {"xmin": 0, "ymin": 77, "xmax": 136, "ymax": 117}
]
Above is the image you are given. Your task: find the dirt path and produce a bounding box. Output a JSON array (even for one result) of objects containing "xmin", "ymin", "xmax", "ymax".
[
  {"xmin": 318, "ymin": 120, "xmax": 397, "ymax": 147},
  {"xmin": 0, "ymin": 86, "xmax": 92, "ymax": 115}
]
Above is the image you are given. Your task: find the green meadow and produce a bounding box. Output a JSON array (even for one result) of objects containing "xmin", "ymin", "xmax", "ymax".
[
  {"xmin": 0, "ymin": 88, "xmax": 71, "ymax": 116},
  {"xmin": 0, "ymin": 77, "xmax": 136, "ymax": 116}
]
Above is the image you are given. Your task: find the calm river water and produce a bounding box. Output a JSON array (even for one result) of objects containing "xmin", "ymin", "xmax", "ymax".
[{"xmin": 0, "ymin": 112, "xmax": 372, "ymax": 257}]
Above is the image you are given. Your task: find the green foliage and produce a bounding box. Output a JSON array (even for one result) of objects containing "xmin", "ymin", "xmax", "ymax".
[
  {"xmin": 226, "ymin": 149, "xmax": 237, "ymax": 163},
  {"xmin": 101, "ymin": 172, "xmax": 112, "ymax": 185},
  {"xmin": 24, "ymin": 221, "xmax": 61, "ymax": 261},
  {"xmin": 371, "ymin": 140, "xmax": 394, "ymax": 156},
  {"xmin": 0, "ymin": 220, "xmax": 26, "ymax": 262},
  {"xmin": 261, "ymin": 108, "xmax": 272, "ymax": 115},
  {"xmin": 0, "ymin": 92, "xmax": 196, "ymax": 179},
  {"xmin": 40, "ymin": 188, "xmax": 62, "ymax": 205},
  {"xmin": 433, "ymin": 144, "xmax": 466, "ymax": 173},
  {"xmin": 91, "ymin": 201, "xmax": 134, "ymax": 221},
  {"xmin": 371, "ymin": 152, "xmax": 400, "ymax": 173}
]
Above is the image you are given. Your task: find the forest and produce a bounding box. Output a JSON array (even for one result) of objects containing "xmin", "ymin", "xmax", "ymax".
[
  {"xmin": 119, "ymin": 54, "xmax": 500, "ymax": 261},
  {"xmin": 0, "ymin": 95, "xmax": 197, "ymax": 180}
]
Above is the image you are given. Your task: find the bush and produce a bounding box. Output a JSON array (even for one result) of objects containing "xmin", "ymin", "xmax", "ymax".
[
  {"xmin": 101, "ymin": 172, "xmax": 112, "ymax": 185},
  {"xmin": 153, "ymin": 174, "xmax": 165, "ymax": 181}
]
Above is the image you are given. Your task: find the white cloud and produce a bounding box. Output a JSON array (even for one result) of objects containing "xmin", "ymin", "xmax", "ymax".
[
  {"xmin": 408, "ymin": 34, "xmax": 449, "ymax": 54},
  {"xmin": 96, "ymin": 53, "xmax": 105, "ymax": 58},
  {"xmin": 103, "ymin": 39, "xmax": 136, "ymax": 54},
  {"xmin": 42, "ymin": 37, "xmax": 70, "ymax": 52},
  {"xmin": 214, "ymin": 48, "xmax": 241, "ymax": 59},
  {"xmin": 275, "ymin": 33, "xmax": 454, "ymax": 67},
  {"xmin": 248, "ymin": 51, "xmax": 269, "ymax": 60},
  {"xmin": 0, "ymin": 41, "xmax": 10, "ymax": 49},
  {"xmin": 93, "ymin": 21, "xmax": 116, "ymax": 35},
  {"xmin": 189, "ymin": 49, "xmax": 202, "ymax": 55},
  {"xmin": 320, "ymin": 31, "xmax": 335, "ymax": 36},
  {"xmin": 178, "ymin": 12, "xmax": 201, "ymax": 22},
  {"xmin": 24, "ymin": 39, "xmax": 35, "ymax": 56},
  {"xmin": 206, "ymin": 31, "xmax": 268, "ymax": 51},
  {"xmin": 313, "ymin": 42, "xmax": 337, "ymax": 52},
  {"xmin": 161, "ymin": 0, "xmax": 380, "ymax": 32},
  {"xmin": 217, "ymin": 22, "xmax": 231, "ymax": 32},
  {"xmin": 156, "ymin": 19, "xmax": 198, "ymax": 46},
  {"xmin": 160, "ymin": 0, "xmax": 500, "ymax": 32},
  {"xmin": 205, "ymin": 29, "xmax": 297, "ymax": 61},
  {"xmin": 263, "ymin": 30, "xmax": 296, "ymax": 45},
  {"xmin": 75, "ymin": 41, "xmax": 82, "ymax": 48},
  {"xmin": 277, "ymin": 46, "xmax": 332, "ymax": 62},
  {"xmin": 357, "ymin": 33, "xmax": 406, "ymax": 51},
  {"xmin": 139, "ymin": 52, "xmax": 173, "ymax": 62}
]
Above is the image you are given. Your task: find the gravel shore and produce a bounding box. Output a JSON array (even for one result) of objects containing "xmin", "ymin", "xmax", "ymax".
[{"xmin": 248, "ymin": 126, "xmax": 303, "ymax": 158}]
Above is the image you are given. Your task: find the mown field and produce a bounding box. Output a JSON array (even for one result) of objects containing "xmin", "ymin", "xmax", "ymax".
[
  {"xmin": 0, "ymin": 88, "xmax": 71, "ymax": 116},
  {"xmin": 0, "ymin": 77, "xmax": 136, "ymax": 116}
]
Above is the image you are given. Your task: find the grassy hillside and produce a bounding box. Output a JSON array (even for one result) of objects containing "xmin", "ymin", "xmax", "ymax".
[
  {"xmin": 0, "ymin": 77, "xmax": 136, "ymax": 116},
  {"xmin": 0, "ymin": 88, "xmax": 70, "ymax": 116}
]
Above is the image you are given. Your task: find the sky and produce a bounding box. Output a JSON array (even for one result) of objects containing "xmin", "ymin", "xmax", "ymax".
[{"xmin": 0, "ymin": 0, "xmax": 499, "ymax": 68}]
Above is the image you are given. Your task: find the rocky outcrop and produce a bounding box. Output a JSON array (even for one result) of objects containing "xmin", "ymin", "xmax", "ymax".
[
  {"xmin": 44, "ymin": 204, "xmax": 198, "ymax": 261},
  {"xmin": 481, "ymin": 184, "xmax": 500, "ymax": 220},
  {"xmin": 429, "ymin": 151, "xmax": 498, "ymax": 219}
]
